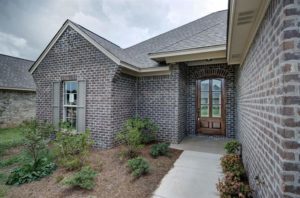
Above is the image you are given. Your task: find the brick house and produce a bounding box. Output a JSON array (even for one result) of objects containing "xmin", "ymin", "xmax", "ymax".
[
  {"xmin": 0, "ymin": 54, "xmax": 36, "ymax": 127},
  {"xmin": 29, "ymin": 0, "xmax": 299, "ymax": 197}
]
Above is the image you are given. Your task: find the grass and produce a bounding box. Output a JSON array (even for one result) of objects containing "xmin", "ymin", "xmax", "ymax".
[{"xmin": 0, "ymin": 127, "xmax": 25, "ymax": 155}]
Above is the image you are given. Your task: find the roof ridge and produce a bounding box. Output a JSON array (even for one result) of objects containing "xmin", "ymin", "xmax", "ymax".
[
  {"xmin": 69, "ymin": 20, "xmax": 123, "ymax": 49},
  {"xmin": 125, "ymin": 10, "xmax": 227, "ymax": 50},
  {"xmin": 0, "ymin": 53, "xmax": 34, "ymax": 62},
  {"xmin": 152, "ymin": 22, "xmax": 222, "ymax": 53}
]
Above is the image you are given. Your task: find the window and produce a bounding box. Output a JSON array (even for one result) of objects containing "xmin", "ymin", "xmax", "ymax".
[
  {"xmin": 198, "ymin": 78, "xmax": 222, "ymax": 118},
  {"xmin": 63, "ymin": 81, "xmax": 78, "ymax": 129}
]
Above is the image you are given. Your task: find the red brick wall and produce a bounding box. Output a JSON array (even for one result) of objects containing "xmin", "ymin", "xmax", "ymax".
[{"xmin": 236, "ymin": 0, "xmax": 300, "ymax": 197}]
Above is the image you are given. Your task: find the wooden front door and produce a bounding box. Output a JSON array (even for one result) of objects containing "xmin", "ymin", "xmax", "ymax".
[{"xmin": 196, "ymin": 78, "xmax": 225, "ymax": 135}]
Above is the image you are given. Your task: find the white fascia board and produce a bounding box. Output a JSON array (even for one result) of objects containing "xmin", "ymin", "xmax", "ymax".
[{"xmin": 149, "ymin": 45, "xmax": 226, "ymax": 59}]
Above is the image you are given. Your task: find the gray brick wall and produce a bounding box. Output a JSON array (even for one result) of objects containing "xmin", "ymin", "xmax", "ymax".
[
  {"xmin": 112, "ymin": 71, "xmax": 137, "ymax": 142},
  {"xmin": 0, "ymin": 90, "xmax": 35, "ymax": 128},
  {"xmin": 32, "ymin": 26, "xmax": 119, "ymax": 148},
  {"xmin": 137, "ymin": 65, "xmax": 182, "ymax": 143},
  {"xmin": 186, "ymin": 64, "xmax": 236, "ymax": 138},
  {"xmin": 236, "ymin": 0, "xmax": 300, "ymax": 197}
]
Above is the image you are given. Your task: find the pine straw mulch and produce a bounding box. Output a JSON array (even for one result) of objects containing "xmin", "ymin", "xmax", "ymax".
[{"xmin": 6, "ymin": 145, "xmax": 182, "ymax": 198}]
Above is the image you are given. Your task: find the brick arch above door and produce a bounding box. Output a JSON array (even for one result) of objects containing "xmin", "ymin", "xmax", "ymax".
[{"xmin": 186, "ymin": 64, "xmax": 236, "ymax": 138}]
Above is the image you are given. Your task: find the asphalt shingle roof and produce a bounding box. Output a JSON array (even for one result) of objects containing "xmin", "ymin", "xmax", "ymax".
[
  {"xmin": 71, "ymin": 10, "xmax": 227, "ymax": 68},
  {"xmin": 0, "ymin": 54, "xmax": 35, "ymax": 90}
]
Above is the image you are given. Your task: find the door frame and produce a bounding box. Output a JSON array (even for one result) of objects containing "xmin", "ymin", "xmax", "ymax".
[{"xmin": 195, "ymin": 77, "xmax": 226, "ymax": 136}]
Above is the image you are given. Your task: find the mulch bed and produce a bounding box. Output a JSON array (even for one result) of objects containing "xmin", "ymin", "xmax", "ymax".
[{"xmin": 6, "ymin": 145, "xmax": 182, "ymax": 198}]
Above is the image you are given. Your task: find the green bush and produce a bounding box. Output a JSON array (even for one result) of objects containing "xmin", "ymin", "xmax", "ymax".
[
  {"xmin": 150, "ymin": 143, "xmax": 170, "ymax": 158},
  {"xmin": 217, "ymin": 172, "xmax": 252, "ymax": 198},
  {"xmin": 62, "ymin": 166, "xmax": 97, "ymax": 190},
  {"xmin": 6, "ymin": 158, "xmax": 57, "ymax": 185},
  {"xmin": 220, "ymin": 154, "xmax": 245, "ymax": 178},
  {"xmin": 224, "ymin": 140, "xmax": 240, "ymax": 154},
  {"xmin": 116, "ymin": 117, "xmax": 158, "ymax": 157},
  {"xmin": 22, "ymin": 119, "xmax": 54, "ymax": 166},
  {"xmin": 54, "ymin": 130, "xmax": 93, "ymax": 170},
  {"xmin": 127, "ymin": 157, "xmax": 149, "ymax": 178}
]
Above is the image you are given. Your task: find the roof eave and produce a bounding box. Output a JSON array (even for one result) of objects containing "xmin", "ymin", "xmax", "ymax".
[
  {"xmin": 148, "ymin": 45, "xmax": 226, "ymax": 63},
  {"xmin": 227, "ymin": 0, "xmax": 271, "ymax": 65}
]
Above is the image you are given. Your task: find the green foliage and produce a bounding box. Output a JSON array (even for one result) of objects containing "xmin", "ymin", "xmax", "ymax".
[
  {"xmin": 0, "ymin": 173, "xmax": 7, "ymax": 184},
  {"xmin": 117, "ymin": 117, "xmax": 158, "ymax": 157},
  {"xmin": 0, "ymin": 153, "xmax": 27, "ymax": 168},
  {"xmin": 217, "ymin": 172, "xmax": 252, "ymax": 198},
  {"xmin": 127, "ymin": 157, "xmax": 150, "ymax": 178},
  {"xmin": 0, "ymin": 127, "xmax": 25, "ymax": 155},
  {"xmin": 53, "ymin": 130, "xmax": 93, "ymax": 170},
  {"xmin": 62, "ymin": 166, "xmax": 97, "ymax": 190},
  {"xmin": 22, "ymin": 119, "xmax": 54, "ymax": 166},
  {"xmin": 6, "ymin": 158, "xmax": 57, "ymax": 185},
  {"xmin": 59, "ymin": 121, "xmax": 75, "ymax": 131},
  {"xmin": 0, "ymin": 185, "xmax": 8, "ymax": 198},
  {"xmin": 150, "ymin": 143, "xmax": 170, "ymax": 158},
  {"xmin": 221, "ymin": 154, "xmax": 245, "ymax": 177},
  {"xmin": 224, "ymin": 140, "xmax": 240, "ymax": 154}
]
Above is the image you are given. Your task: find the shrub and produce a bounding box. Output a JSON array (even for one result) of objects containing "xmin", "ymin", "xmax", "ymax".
[
  {"xmin": 116, "ymin": 126, "xmax": 143, "ymax": 158},
  {"xmin": 6, "ymin": 158, "xmax": 57, "ymax": 185},
  {"xmin": 127, "ymin": 157, "xmax": 149, "ymax": 178},
  {"xmin": 224, "ymin": 140, "xmax": 240, "ymax": 154},
  {"xmin": 116, "ymin": 117, "xmax": 158, "ymax": 157},
  {"xmin": 217, "ymin": 172, "xmax": 252, "ymax": 198},
  {"xmin": 22, "ymin": 119, "xmax": 54, "ymax": 166},
  {"xmin": 62, "ymin": 166, "xmax": 97, "ymax": 190},
  {"xmin": 150, "ymin": 143, "xmax": 170, "ymax": 158},
  {"xmin": 54, "ymin": 130, "xmax": 93, "ymax": 170},
  {"xmin": 220, "ymin": 154, "xmax": 245, "ymax": 177}
]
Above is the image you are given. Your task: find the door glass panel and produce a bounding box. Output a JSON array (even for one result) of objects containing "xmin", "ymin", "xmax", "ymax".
[
  {"xmin": 212, "ymin": 105, "xmax": 221, "ymax": 117},
  {"xmin": 201, "ymin": 80, "xmax": 209, "ymax": 91},
  {"xmin": 212, "ymin": 79, "xmax": 221, "ymax": 91},
  {"xmin": 201, "ymin": 92, "xmax": 209, "ymax": 104},
  {"xmin": 200, "ymin": 105, "xmax": 209, "ymax": 117},
  {"xmin": 212, "ymin": 92, "xmax": 221, "ymax": 104}
]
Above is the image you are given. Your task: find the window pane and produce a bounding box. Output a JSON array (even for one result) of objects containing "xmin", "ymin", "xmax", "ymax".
[
  {"xmin": 212, "ymin": 92, "xmax": 221, "ymax": 104},
  {"xmin": 201, "ymin": 80, "xmax": 209, "ymax": 91},
  {"xmin": 201, "ymin": 91, "xmax": 209, "ymax": 104},
  {"xmin": 70, "ymin": 82, "xmax": 78, "ymax": 94},
  {"xmin": 64, "ymin": 81, "xmax": 78, "ymax": 105},
  {"xmin": 212, "ymin": 79, "xmax": 221, "ymax": 91},
  {"xmin": 66, "ymin": 107, "xmax": 76, "ymax": 129},
  {"xmin": 200, "ymin": 105, "xmax": 209, "ymax": 117},
  {"xmin": 212, "ymin": 105, "xmax": 221, "ymax": 117}
]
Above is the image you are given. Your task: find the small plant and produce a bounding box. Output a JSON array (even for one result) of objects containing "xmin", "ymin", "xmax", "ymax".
[
  {"xmin": 150, "ymin": 143, "xmax": 170, "ymax": 158},
  {"xmin": 62, "ymin": 166, "xmax": 97, "ymax": 190},
  {"xmin": 127, "ymin": 157, "xmax": 149, "ymax": 178},
  {"xmin": 224, "ymin": 140, "xmax": 240, "ymax": 154},
  {"xmin": 116, "ymin": 126, "xmax": 143, "ymax": 158},
  {"xmin": 221, "ymin": 154, "xmax": 245, "ymax": 177},
  {"xmin": 54, "ymin": 129, "xmax": 93, "ymax": 170},
  {"xmin": 22, "ymin": 119, "xmax": 54, "ymax": 167},
  {"xmin": 6, "ymin": 158, "xmax": 57, "ymax": 185},
  {"xmin": 116, "ymin": 117, "xmax": 158, "ymax": 158},
  {"xmin": 217, "ymin": 172, "xmax": 252, "ymax": 198}
]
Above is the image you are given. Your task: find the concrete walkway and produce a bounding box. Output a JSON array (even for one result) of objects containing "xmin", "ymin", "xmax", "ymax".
[{"xmin": 153, "ymin": 136, "xmax": 230, "ymax": 198}]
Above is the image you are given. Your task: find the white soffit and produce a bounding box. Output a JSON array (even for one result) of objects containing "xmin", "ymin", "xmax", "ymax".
[{"xmin": 227, "ymin": 0, "xmax": 270, "ymax": 65}]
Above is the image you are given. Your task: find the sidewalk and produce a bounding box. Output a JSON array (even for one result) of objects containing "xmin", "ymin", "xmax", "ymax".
[{"xmin": 152, "ymin": 136, "xmax": 227, "ymax": 198}]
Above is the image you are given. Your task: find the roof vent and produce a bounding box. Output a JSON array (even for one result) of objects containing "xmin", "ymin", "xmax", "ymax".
[{"xmin": 237, "ymin": 11, "xmax": 255, "ymax": 25}]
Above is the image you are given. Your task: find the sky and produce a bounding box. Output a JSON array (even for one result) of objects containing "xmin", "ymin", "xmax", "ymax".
[{"xmin": 0, "ymin": 0, "xmax": 227, "ymax": 61}]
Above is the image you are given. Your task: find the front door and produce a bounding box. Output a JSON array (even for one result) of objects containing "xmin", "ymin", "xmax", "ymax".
[{"xmin": 196, "ymin": 78, "xmax": 225, "ymax": 135}]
